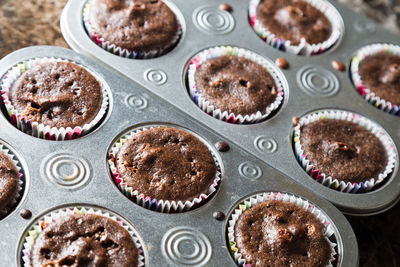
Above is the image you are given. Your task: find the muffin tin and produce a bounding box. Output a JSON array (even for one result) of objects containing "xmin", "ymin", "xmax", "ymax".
[
  {"xmin": 0, "ymin": 46, "xmax": 358, "ymax": 266},
  {"xmin": 60, "ymin": 0, "xmax": 400, "ymax": 216}
]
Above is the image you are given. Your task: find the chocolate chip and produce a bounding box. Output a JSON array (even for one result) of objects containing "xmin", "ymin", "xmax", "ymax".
[
  {"xmin": 20, "ymin": 209, "xmax": 32, "ymax": 219},
  {"xmin": 213, "ymin": 211, "xmax": 225, "ymax": 221},
  {"xmin": 275, "ymin": 57, "xmax": 289, "ymax": 69},
  {"xmin": 219, "ymin": 3, "xmax": 232, "ymax": 12},
  {"xmin": 331, "ymin": 60, "xmax": 345, "ymax": 71},
  {"xmin": 292, "ymin": 116, "xmax": 300, "ymax": 126},
  {"xmin": 215, "ymin": 141, "xmax": 230, "ymax": 152}
]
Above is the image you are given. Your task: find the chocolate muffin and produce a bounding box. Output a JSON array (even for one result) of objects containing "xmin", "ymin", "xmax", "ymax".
[
  {"xmin": 194, "ymin": 55, "xmax": 277, "ymax": 115},
  {"xmin": 87, "ymin": 0, "xmax": 179, "ymax": 53},
  {"xmin": 358, "ymin": 52, "xmax": 400, "ymax": 105},
  {"xmin": 0, "ymin": 151, "xmax": 19, "ymax": 211},
  {"xmin": 30, "ymin": 213, "xmax": 138, "ymax": 267},
  {"xmin": 115, "ymin": 127, "xmax": 216, "ymax": 201},
  {"xmin": 300, "ymin": 119, "xmax": 387, "ymax": 183},
  {"xmin": 9, "ymin": 61, "xmax": 103, "ymax": 129},
  {"xmin": 234, "ymin": 200, "xmax": 331, "ymax": 267},
  {"xmin": 256, "ymin": 0, "xmax": 332, "ymax": 45}
]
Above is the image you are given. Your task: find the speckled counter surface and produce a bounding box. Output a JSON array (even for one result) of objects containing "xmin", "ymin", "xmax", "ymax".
[{"xmin": 0, "ymin": 0, "xmax": 399, "ymax": 266}]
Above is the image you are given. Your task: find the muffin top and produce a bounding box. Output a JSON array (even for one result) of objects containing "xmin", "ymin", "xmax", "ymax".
[
  {"xmin": 234, "ymin": 200, "xmax": 331, "ymax": 267},
  {"xmin": 9, "ymin": 61, "xmax": 103, "ymax": 129},
  {"xmin": 358, "ymin": 52, "xmax": 400, "ymax": 105},
  {"xmin": 256, "ymin": 0, "xmax": 332, "ymax": 45},
  {"xmin": 116, "ymin": 127, "xmax": 217, "ymax": 201},
  {"xmin": 0, "ymin": 151, "xmax": 19, "ymax": 211},
  {"xmin": 31, "ymin": 213, "xmax": 138, "ymax": 267},
  {"xmin": 194, "ymin": 55, "xmax": 278, "ymax": 115},
  {"xmin": 88, "ymin": 0, "xmax": 179, "ymax": 52},
  {"xmin": 300, "ymin": 119, "xmax": 387, "ymax": 183}
]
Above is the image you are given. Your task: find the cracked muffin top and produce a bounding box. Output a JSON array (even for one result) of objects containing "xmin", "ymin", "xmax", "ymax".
[
  {"xmin": 256, "ymin": 0, "xmax": 332, "ymax": 45},
  {"xmin": 116, "ymin": 127, "xmax": 217, "ymax": 201},
  {"xmin": 9, "ymin": 61, "xmax": 103, "ymax": 129},
  {"xmin": 30, "ymin": 213, "xmax": 138, "ymax": 267},
  {"xmin": 87, "ymin": 0, "xmax": 179, "ymax": 52},
  {"xmin": 234, "ymin": 200, "xmax": 331, "ymax": 267}
]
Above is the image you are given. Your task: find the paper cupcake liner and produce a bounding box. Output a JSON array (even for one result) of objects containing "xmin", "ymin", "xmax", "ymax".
[
  {"xmin": 187, "ymin": 46, "xmax": 285, "ymax": 124},
  {"xmin": 21, "ymin": 206, "xmax": 146, "ymax": 267},
  {"xmin": 249, "ymin": 0, "xmax": 344, "ymax": 55},
  {"xmin": 108, "ymin": 125, "xmax": 222, "ymax": 213},
  {"xmin": 1, "ymin": 57, "xmax": 110, "ymax": 141},
  {"xmin": 350, "ymin": 43, "xmax": 400, "ymax": 116},
  {"xmin": 83, "ymin": 1, "xmax": 182, "ymax": 59},
  {"xmin": 0, "ymin": 142, "xmax": 24, "ymax": 219},
  {"xmin": 293, "ymin": 109, "xmax": 397, "ymax": 193},
  {"xmin": 227, "ymin": 192, "xmax": 337, "ymax": 267}
]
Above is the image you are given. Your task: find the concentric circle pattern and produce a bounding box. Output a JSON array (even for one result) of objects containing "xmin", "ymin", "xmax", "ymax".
[
  {"xmin": 238, "ymin": 162, "xmax": 263, "ymax": 180},
  {"xmin": 193, "ymin": 6, "xmax": 234, "ymax": 34},
  {"xmin": 144, "ymin": 68, "xmax": 168, "ymax": 85},
  {"xmin": 125, "ymin": 94, "xmax": 148, "ymax": 112},
  {"xmin": 161, "ymin": 227, "xmax": 212, "ymax": 266},
  {"xmin": 43, "ymin": 153, "xmax": 91, "ymax": 189},
  {"xmin": 254, "ymin": 136, "xmax": 278, "ymax": 154},
  {"xmin": 354, "ymin": 20, "xmax": 376, "ymax": 33},
  {"xmin": 297, "ymin": 65, "xmax": 340, "ymax": 96}
]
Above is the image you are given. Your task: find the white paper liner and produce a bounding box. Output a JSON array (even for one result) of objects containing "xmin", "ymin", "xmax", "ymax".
[
  {"xmin": 108, "ymin": 125, "xmax": 222, "ymax": 213},
  {"xmin": 83, "ymin": 1, "xmax": 182, "ymax": 59},
  {"xmin": 350, "ymin": 43, "xmax": 400, "ymax": 116},
  {"xmin": 0, "ymin": 142, "xmax": 24, "ymax": 218},
  {"xmin": 1, "ymin": 57, "xmax": 110, "ymax": 141},
  {"xmin": 248, "ymin": 0, "xmax": 344, "ymax": 55},
  {"xmin": 293, "ymin": 109, "xmax": 397, "ymax": 193},
  {"xmin": 227, "ymin": 192, "xmax": 337, "ymax": 267},
  {"xmin": 21, "ymin": 206, "xmax": 146, "ymax": 267},
  {"xmin": 187, "ymin": 46, "xmax": 285, "ymax": 124}
]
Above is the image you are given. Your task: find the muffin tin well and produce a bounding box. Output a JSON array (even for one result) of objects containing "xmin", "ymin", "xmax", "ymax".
[
  {"xmin": 185, "ymin": 46, "xmax": 288, "ymax": 124},
  {"xmin": 0, "ymin": 57, "xmax": 112, "ymax": 140},
  {"xmin": 106, "ymin": 123, "xmax": 223, "ymax": 213},
  {"xmin": 0, "ymin": 46, "xmax": 357, "ymax": 266},
  {"xmin": 17, "ymin": 204, "xmax": 148, "ymax": 266},
  {"xmin": 292, "ymin": 109, "xmax": 398, "ymax": 193},
  {"xmin": 82, "ymin": 0, "xmax": 185, "ymax": 59},
  {"xmin": 0, "ymin": 139, "xmax": 28, "ymax": 221},
  {"xmin": 61, "ymin": 0, "xmax": 400, "ymax": 215},
  {"xmin": 225, "ymin": 192, "xmax": 341, "ymax": 266}
]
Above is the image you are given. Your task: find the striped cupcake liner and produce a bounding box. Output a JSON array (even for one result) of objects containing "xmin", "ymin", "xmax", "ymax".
[
  {"xmin": 21, "ymin": 206, "xmax": 146, "ymax": 267},
  {"xmin": 248, "ymin": 0, "xmax": 344, "ymax": 55},
  {"xmin": 0, "ymin": 141, "xmax": 24, "ymax": 219},
  {"xmin": 0, "ymin": 57, "xmax": 110, "ymax": 141},
  {"xmin": 293, "ymin": 109, "xmax": 397, "ymax": 193},
  {"xmin": 350, "ymin": 43, "xmax": 400, "ymax": 116},
  {"xmin": 227, "ymin": 192, "xmax": 337, "ymax": 267},
  {"xmin": 187, "ymin": 46, "xmax": 285, "ymax": 124},
  {"xmin": 83, "ymin": 1, "xmax": 182, "ymax": 59},
  {"xmin": 108, "ymin": 125, "xmax": 222, "ymax": 213}
]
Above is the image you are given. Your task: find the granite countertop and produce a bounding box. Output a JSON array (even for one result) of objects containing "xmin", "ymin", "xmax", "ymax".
[{"xmin": 0, "ymin": 0, "xmax": 399, "ymax": 266}]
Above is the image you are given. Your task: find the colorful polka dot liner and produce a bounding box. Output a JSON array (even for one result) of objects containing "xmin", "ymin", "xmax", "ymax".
[
  {"xmin": 293, "ymin": 109, "xmax": 397, "ymax": 193},
  {"xmin": 227, "ymin": 192, "xmax": 337, "ymax": 267},
  {"xmin": 0, "ymin": 57, "xmax": 110, "ymax": 140},
  {"xmin": 350, "ymin": 43, "xmax": 400, "ymax": 116},
  {"xmin": 248, "ymin": 0, "xmax": 344, "ymax": 55},
  {"xmin": 21, "ymin": 206, "xmax": 146, "ymax": 267},
  {"xmin": 107, "ymin": 125, "xmax": 222, "ymax": 213},
  {"xmin": 187, "ymin": 46, "xmax": 285, "ymax": 124}
]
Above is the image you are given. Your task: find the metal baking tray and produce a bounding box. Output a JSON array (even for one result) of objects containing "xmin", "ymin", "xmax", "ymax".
[
  {"xmin": 60, "ymin": 0, "xmax": 400, "ymax": 216},
  {"xmin": 0, "ymin": 46, "xmax": 358, "ymax": 266}
]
